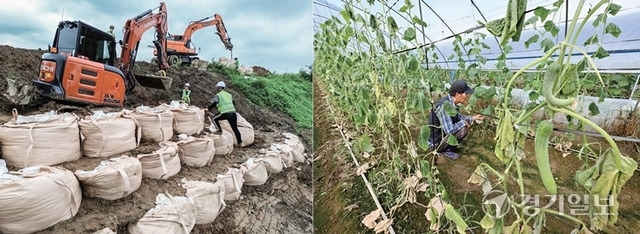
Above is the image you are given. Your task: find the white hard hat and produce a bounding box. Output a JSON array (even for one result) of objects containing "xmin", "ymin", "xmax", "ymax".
[
  {"xmin": 184, "ymin": 83, "xmax": 190, "ymax": 87},
  {"xmin": 216, "ymin": 81, "xmax": 226, "ymax": 88}
]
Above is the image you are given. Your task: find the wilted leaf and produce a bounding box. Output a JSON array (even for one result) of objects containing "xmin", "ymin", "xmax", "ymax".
[
  {"xmin": 427, "ymin": 196, "xmax": 447, "ymax": 218},
  {"xmin": 374, "ymin": 218, "xmax": 394, "ymax": 233},
  {"xmin": 344, "ymin": 203, "xmax": 359, "ymax": 211},
  {"xmin": 402, "ymin": 175, "xmax": 420, "ymax": 189},
  {"xmin": 362, "ymin": 152, "xmax": 370, "ymax": 159},
  {"xmin": 444, "ymin": 204, "xmax": 468, "ymax": 234},
  {"xmin": 356, "ymin": 163, "xmax": 370, "ymax": 175},
  {"xmin": 418, "ymin": 125, "xmax": 431, "ymax": 150},
  {"xmin": 408, "ymin": 141, "xmax": 418, "ymax": 158},
  {"xmin": 362, "ymin": 209, "xmax": 382, "ymax": 229},
  {"xmin": 480, "ymin": 214, "xmax": 495, "ymax": 229},
  {"xmin": 467, "ymin": 166, "xmax": 486, "ymax": 185},
  {"xmin": 416, "ymin": 183, "xmax": 429, "ymax": 192}
]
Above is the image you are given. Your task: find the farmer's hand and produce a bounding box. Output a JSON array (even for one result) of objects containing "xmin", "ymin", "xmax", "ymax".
[{"xmin": 472, "ymin": 114, "xmax": 484, "ymax": 121}]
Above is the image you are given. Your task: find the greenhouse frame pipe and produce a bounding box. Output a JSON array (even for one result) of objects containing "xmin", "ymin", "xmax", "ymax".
[
  {"xmin": 470, "ymin": 0, "xmax": 504, "ymax": 54},
  {"xmin": 421, "ymin": 0, "xmax": 473, "ymax": 62}
]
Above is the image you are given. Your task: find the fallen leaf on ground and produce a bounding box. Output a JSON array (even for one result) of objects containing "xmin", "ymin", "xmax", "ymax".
[
  {"xmin": 374, "ymin": 218, "xmax": 394, "ymax": 233},
  {"xmin": 343, "ymin": 204, "xmax": 359, "ymax": 211},
  {"xmin": 362, "ymin": 209, "xmax": 382, "ymax": 229},
  {"xmin": 356, "ymin": 163, "xmax": 370, "ymax": 175}
]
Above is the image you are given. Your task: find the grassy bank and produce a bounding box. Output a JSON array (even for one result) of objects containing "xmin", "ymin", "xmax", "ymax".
[{"xmin": 207, "ymin": 62, "xmax": 312, "ymax": 130}]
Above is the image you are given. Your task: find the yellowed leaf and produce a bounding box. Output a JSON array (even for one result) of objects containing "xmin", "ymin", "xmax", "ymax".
[
  {"xmin": 416, "ymin": 182, "xmax": 429, "ymax": 192},
  {"xmin": 362, "ymin": 152, "xmax": 370, "ymax": 159},
  {"xmin": 427, "ymin": 196, "xmax": 447, "ymax": 217},
  {"xmin": 362, "ymin": 209, "xmax": 382, "ymax": 229},
  {"xmin": 402, "ymin": 175, "xmax": 419, "ymax": 189},
  {"xmin": 408, "ymin": 190, "xmax": 416, "ymax": 204},
  {"xmin": 343, "ymin": 204, "xmax": 359, "ymax": 211},
  {"xmin": 467, "ymin": 166, "xmax": 486, "ymax": 185},
  {"xmin": 356, "ymin": 163, "xmax": 370, "ymax": 175},
  {"xmin": 374, "ymin": 218, "xmax": 394, "ymax": 233}
]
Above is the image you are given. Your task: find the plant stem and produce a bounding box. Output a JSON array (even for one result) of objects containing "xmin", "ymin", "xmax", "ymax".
[
  {"xmin": 512, "ymin": 202, "xmax": 587, "ymax": 227},
  {"xmin": 503, "ymin": 45, "xmax": 560, "ymax": 106},
  {"xmin": 548, "ymin": 105, "xmax": 622, "ymax": 167}
]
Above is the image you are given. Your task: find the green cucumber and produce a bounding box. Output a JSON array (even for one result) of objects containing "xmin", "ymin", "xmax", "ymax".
[
  {"xmin": 535, "ymin": 120, "xmax": 557, "ymax": 195},
  {"xmin": 542, "ymin": 63, "xmax": 575, "ymax": 107}
]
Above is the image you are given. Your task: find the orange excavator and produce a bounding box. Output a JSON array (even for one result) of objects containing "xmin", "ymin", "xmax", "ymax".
[
  {"xmin": 32, "ymin": 2, "xmax": 173, "ymax": 106},
  {"xmin": 157, "ymin": 14, "xmax": 233, "ymax": 66}
]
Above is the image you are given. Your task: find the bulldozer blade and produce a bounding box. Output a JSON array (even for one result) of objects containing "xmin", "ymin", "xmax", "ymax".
[{"xmin": 134, "ymin": 73, "xmax": 173, "ymax": 90}]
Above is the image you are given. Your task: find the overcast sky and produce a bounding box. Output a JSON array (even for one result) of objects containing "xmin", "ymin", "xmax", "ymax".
[{"xmin": 0, "ymin": 0, "xmax": 312, "ymax": 73}]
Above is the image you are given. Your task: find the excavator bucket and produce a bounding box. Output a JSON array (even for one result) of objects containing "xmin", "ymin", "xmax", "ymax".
[{"xmin": 134, "ymin": 72, "xmax": 173, "ymax": 90}]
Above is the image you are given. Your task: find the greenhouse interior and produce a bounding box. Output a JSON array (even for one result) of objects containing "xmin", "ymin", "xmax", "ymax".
[{"xmin": 313, "ymin": 0, "xmax": 640, "ymax": 233}]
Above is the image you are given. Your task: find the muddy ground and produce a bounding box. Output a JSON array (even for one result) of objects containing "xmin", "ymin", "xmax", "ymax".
[{"xmin": 0, "ymin": 45, "xmax": 312, "ymax": 233}]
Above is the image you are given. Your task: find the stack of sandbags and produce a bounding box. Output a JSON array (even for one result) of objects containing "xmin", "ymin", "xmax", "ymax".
[
  {"xmin": 137, "ymin": 142, "xmax": 181, "ymax": 179},
  {"xmin": 79, "ymin": 110, "xmax": 140, "ymax": 158},
  {"xmin": 74, "ymin": 156, "xmax": 142, "ymax": 200},
  {"xmin": 240, "ymin": 158, "xmax": 268, "ymax": 186},
  {"xmin": 129, "ymin": 193, "xmax": 197, "ymax": 234},
  {"xmin": 282, "ymin": 132, "xmax": 306, "ymax": 163},
  {"xmin": 219, "ymin": 113, "xmax": 254, "ymax": 147},
  {"xmin": 128, "ymin": 105, "xmax": 174, "ymax": 143},
  {"xmin": 0, "ymin": 166, "xmax": 82, "ymax": 233},
  {"xmin": 268, "ymin": 143, "xmax": 295, "ymax": 167},
  {"xmin": 216, "ymin": 168, "xmax": 244, "ymax": 201},
  {"xmin": 206, "ymin": 130, "xmax": 234, "ymax": 155},
  {"xmin": 0, "ymin": 110, "xmax": 81, "ymax": 167},
  {"xmin": 255, "ymin": 150, "xmax": 286, "ymax": 174},
  {"xmin": 165, "ymin": 101, "xmax": 205, "ymax": 135},
  {"xmin": 181, "ymin": 179, "xmax": 226, "ymax": 224},
  {"xmin": 175, "ymin": 134, "xmax": 215, "ymax": 167}
]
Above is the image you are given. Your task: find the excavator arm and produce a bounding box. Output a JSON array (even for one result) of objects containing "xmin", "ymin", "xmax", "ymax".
[
  {"xmin": 119, "ymin": 2, "xmax": 172, "ymax": 92},
  {"xmin": 181, "ymin": 14, "xmax": 233, "ymax": 51}
]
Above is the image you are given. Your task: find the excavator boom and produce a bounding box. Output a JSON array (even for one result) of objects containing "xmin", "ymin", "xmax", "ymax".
[{"xmin": 120, "ymin": 2, "xmax": 172, "ymax": 91}]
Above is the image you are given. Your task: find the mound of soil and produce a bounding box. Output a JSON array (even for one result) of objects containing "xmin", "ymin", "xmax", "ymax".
[
  {"xmin": 251, "ymin": 66, "xmax": 271, "ymax": 77},
  {"xmin": 0, "ymin": 45, "xmax": 312, "ymax": 233}
]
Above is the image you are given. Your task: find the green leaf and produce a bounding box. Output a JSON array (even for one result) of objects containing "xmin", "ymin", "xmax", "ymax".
[
  {"xmin": 593, "ymin": 46, "xmax": 610, "ymax": 59},
  {"xmin": 543, "ymin": 21, "xmax": 559, "ymax": 36},
  {"xmin": 369, "ymin": 14, "xmax": 378, "ymax": 29},
  {"xmin": 583, "ymin": 35, "xmax": 598, "ymax": 46},
  {"xmin": 469, "ymin": 48, "xmax": 481, "ymax": 55},
  {"xmin": 403, "ymin": 27, "xmax": 416, "ymax": 41},
  {"xmin": 524, "ymin": 34, "xmax": 539, "ymax": 49},
  {"xmin": 608, "ymin": 3, "xmax": 622, "ymax": 16},
  {"xmin": 529, "ymin": 91, "xmax": 540, "ymax": 101},
  {"xmin": 525, "ymin": 15, "xmax": 539, "ymax": 26},
  {"xmin": 412, "ymin": 16, "xmax": 428, "ymax": 27},
  {"xmin": 340, "ymin": 10, "xmax": 351, "ymax": 23},
  {"xmin": 592, "ymin": 14, "xmax": 605, "ymax": 27},
  {"xmin": 605, "ymin": 23, "xmax": 622, "ymax": 37},
  {"xmin": 445, "ymin": 205, "xmax": 468, "ymax": 234},
  {"xmin": 588, "ymin": 102, "xmax": 600, "ymax": 116},
  {"xmin": 534, "ymin": 7, "xmax": 550, "ymax": 22},
  {"xmin": 476, "ymin": 55, "xmax": 488, "ymax": 64},
  {"xmin": 503, "ymin": 45, "xmax": 513, "ymax": 54},
  {"xmin": 482, "ymin": 106, "xmax": 494, "ymax": 116},
  {"xmin": 421, "ymin": 160, "xmax": 431, "ymax": 178},
  {"xmin": 360, "ymin": 134, "xmax": 374, "ymax": 152},
  {"xmin": 540, "ymin": 38, "xmax": 555, "ymax": 52},
  {"xmin": 418, "ymin": 125, "xmax": 431, "ymax": 150},
  {"xmin": 399, "ymin": 5, "xmax": 409, "ymax": 13},
  {"xmin": 553, "ymin": 0, "xmax": 564, "ymax": 8},
  {"xmin": 447, "ymin": 135, "xmax": 459, "ymax": 146},
  {"xmin": 481, "ymin": 214, "xmax": 496, "ymax": 229},
  {"xmin": 387, "ymin": 16, "xmax": 398, "ymax": 34}
]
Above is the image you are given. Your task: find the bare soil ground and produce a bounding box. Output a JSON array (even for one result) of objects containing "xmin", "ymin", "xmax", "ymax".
[{"xmin": 0, "ymin": 45, "xmax": 312, "ymax": 233}]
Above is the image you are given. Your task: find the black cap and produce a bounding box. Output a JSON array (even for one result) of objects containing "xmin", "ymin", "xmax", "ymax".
[{"xmin": 450, "ymin": 80, "xmax": 474, "ymax": 94}]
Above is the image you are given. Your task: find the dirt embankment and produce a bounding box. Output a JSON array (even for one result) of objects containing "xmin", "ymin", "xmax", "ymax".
[{"xmin": 0, "ymin": 45, "xmax": 312, "ymax": 233}]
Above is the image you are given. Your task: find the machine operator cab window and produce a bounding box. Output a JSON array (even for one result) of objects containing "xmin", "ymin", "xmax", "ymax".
[{"xmin": 53, "ymin": 21, "xmax": 117, "ymax": 66}]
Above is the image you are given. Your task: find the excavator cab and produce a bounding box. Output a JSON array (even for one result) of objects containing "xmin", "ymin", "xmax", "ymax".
[{"xmin": 33, "ymin": 21, "xmax": 127, "ymax": 106}]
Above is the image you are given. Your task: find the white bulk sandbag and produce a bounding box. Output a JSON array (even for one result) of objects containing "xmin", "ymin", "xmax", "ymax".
[
  {"xmin": 93, "ymin": 227, "xmax": 116, "ymax": 234},
  {"xmin": 241, "ymin": 158, "xmax": 268, "ymax": 186},
  {"xmin": 176, "ymin": 135, "xmax": 215, "ymax": 167},
  {"xmin": 79, "ymin": 110, "xmax": 140, "ymax": 158},
  {"xmin": 208, "ymin": 130, "xmax": 234, "ymax": 155},
  {"xmin": 219, "ymin": 112, "xmax": 254, "ymax": 147},
  {"xmin": 216, "ymin": 168, "xmax": 244, "ymax": 201},
  {"xmin": 255, "ymin": 151, "xmax": 286, "ymax": 174},
  {"xmin": 283, "ymin": 132, "xmax": 306, "ymax": 163},
  {"xmin": 166, "ymin": 101, "xmax": 205, "ymax": 135},
  {"xmin": 181, "ymin": 179, "xmax": 226, "ymax": 224},
  {"xmin": 129, "ymin": 193, "xmax": 197, "ymax": 234},
  {"xmin": 0, "ymin": 166, "xmax": 82, "ymax": 233},
  {"xmin": 0, "ymin": 110, "xmax": 81, "ymax": 168},
  {"xmin": 270, "ymin": 143, "xmax": 295, "ymax": 167},
  {"xmin": 137, "ymin": 142, "xmax": 181, "ymax": 179},
  {"xmin": 128, "ymin": 105, "xmax": 174, "ymax": 143},
  {"xmin": 74, "ymin": 156, "xmax": 142, "ymax": 200}
]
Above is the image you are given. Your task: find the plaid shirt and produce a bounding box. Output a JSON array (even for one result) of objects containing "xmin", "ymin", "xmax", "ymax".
[{"xmin": 429, "ymin": 95, "xmax": 471, "ymax": 148}]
